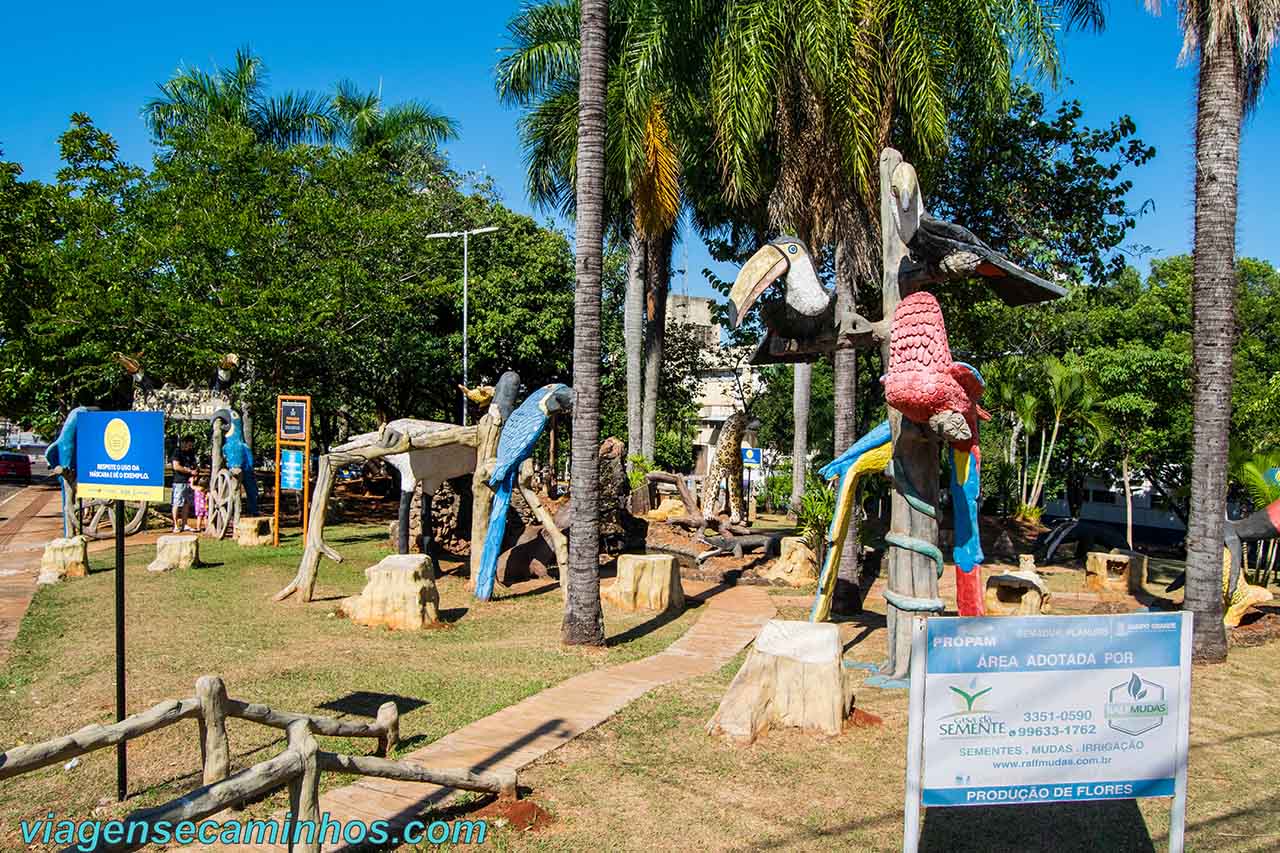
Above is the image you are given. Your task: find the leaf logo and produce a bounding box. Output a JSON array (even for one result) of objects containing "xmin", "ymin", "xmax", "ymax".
[
  {"xmin": 950, "ymin": 685, "xmax": 992, "ymax": 712},
  {"xmin": 1127, "ymin": 673, "xmax": 1147, "ymax": 701}
]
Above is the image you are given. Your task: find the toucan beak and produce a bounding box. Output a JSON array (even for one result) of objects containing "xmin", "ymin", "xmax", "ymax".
[{"xmin": 728, "ymin": 244, "xmax": 788, "ymax": 328}]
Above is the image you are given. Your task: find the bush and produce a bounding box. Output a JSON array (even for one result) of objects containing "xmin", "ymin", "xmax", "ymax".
[{"xmin": 797, "ymin": 474, "xmax": 835, "ymax": 557}]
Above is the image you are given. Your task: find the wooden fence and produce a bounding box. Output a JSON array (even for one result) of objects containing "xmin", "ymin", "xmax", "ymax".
[{"xmin": 0, "ymin": 676, "xmax": 517, "ymax": 852}]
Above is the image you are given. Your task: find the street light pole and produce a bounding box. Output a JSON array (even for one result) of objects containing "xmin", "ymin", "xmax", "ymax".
[{"xmin": 424, "ymin": 225, "xmax": 500, "ymax": 424}]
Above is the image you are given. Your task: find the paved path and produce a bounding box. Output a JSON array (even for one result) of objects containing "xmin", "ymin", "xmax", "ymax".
[
  {"xmin": 207, "ymin": 582, "xmax": 775, "ymax": 852},
  {"xmin": 0, "ymin": 484, "xmax": 62, "ymax": 664}
]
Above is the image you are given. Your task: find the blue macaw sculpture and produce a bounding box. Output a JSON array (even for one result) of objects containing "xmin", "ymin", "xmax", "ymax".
[
  {"xmin": 475, "ymin": 383, "xmax": 573, "ymax": 601},
  {"xmin": 214, "ymin": 408, "xmax": 258, "ymax": 516},
  {"xmin": 45, "ymin": 406, "xmax": 97, "ymax": 536}
]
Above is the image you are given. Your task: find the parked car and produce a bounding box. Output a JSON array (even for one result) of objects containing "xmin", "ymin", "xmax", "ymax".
[{"xmin": 0, "ymin": 452, "xmax": 32, "ymax": 484}]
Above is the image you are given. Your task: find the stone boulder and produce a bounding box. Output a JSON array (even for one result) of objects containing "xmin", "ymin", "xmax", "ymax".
[
  {"xmin": 147, "ymin": 535, "xmax": 200, "ymax": 573},
  {"xmin": 758, "ymin": 536, "xmax": 818, "ymax": 587},
  {"xmin": 602, "ymin": 553, "xmax": 684, "ymax": 613},
  {"xmin": 985, "ymin": 570, "xmax": 1051, "ymax": 616},
  {"xmin": 340, "ymin": 554, "xmax": 440, "ymax": 630},
  {"xmin": 37, "ymin": 536, "xmax": 89, "ymax": 585}
]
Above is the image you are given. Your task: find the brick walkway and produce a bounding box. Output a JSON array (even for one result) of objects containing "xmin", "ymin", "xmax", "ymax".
[
  {"xmin": 206, "ymin": 582, "xmax": 775, "ymax": 852},
  {"xmin": 0, "ymin": 484, "xmax": 62, "ymax": 664}
]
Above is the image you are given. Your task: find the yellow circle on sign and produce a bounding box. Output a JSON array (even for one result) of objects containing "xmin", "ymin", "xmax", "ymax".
[{"xmin": 104, "ymin": 418, "xmax": 131, "ymax": 461}]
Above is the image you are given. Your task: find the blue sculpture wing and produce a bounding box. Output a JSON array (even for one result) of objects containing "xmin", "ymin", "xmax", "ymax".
[
  {"xmin": 489, "ymin": 385, "xmax": 561, "ymax": 485},
  {"xmin": 819, "ymin": 420, "xmax": 892, "ymax": 481}
]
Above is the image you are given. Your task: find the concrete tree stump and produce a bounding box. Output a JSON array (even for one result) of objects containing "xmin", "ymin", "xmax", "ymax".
[
  {"xmin": 234, "ymin": 516, "xmax": 274, "ymax": 547},
  {"xmin": 985, "ymin": 571, "xmax": 1051, "ymax": 616},
  {"xmin": 602, "ymin": 553, "xmax": 684, "ymax": 612},
  {"xmin": 758, "ymin": 536, "xmax": 818, "ymax": 587},
  {"xmin": 37, "ymin": 536, "xmax": 89, "ymax": 585},
  {"xmin": 706, "ymin": 620, "xmax": 852, "ymax": 744},
  {"xmin": 1111, "ymin": 548, "xmax": 1149, "ymax": 595},
  {"xmin": 1018, "ymin": 553, "xmax": 1037, "ymax": 572},
  {"xmin": 340, "ymin": 554, "xmax": 440, "ymax": 630},
  {"xmin": 147, "ymin": 535, "xmax": 200, "ymax": 573},
  {"xmin": 1085, "ymin": 551, "xmax": 1130, "ymax": 594}
]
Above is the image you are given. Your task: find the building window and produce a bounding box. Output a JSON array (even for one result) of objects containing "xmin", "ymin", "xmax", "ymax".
[{"xmin": 1089, "ymin": 489, "xmax": 1117, "ymax": 505}]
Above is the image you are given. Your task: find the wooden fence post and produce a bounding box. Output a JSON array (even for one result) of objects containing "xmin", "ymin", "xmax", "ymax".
[
  {"xmin": 286, "ymin": 719, "xmax": 320, "ymax": 853},
  {"xmin": 195, "ymin": 676, "xmax": 230, "ymax": 786},
  {"xmin": 375, "ymin": 701, "xmax": 399, "ymax": 757}
]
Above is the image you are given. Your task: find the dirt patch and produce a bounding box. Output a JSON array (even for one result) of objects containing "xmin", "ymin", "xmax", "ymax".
[
  {"xmin": 473, "ymin": 797, "xmax": 553, "ymax": 832},
  {"xmin": 848, "ymin": 708, "xmax": 883, "ymax": 728},
  {"xmin": 1231, "ymin": 607, "xmax": 1280, "ymax": 647}
]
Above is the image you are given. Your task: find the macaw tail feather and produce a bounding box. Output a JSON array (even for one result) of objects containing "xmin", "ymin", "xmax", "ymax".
[
  {"xmin": 810, "ymin": 427, "xmax": 893, "ymax": 623},
  {"xmin": 949, "ymin": 446, "xmax": 985, "ymax": 617},
  {"xmin": 476, "ymin": 472, "xmax": 516, "ymax": 601}
]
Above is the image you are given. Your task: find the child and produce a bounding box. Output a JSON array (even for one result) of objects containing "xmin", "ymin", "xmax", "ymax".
[{"xmin": 191, "ymin": 477, "xmax": 209, "ymax": 533}]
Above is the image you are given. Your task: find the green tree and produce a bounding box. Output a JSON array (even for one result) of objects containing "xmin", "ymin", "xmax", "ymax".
[
  {"xmin": 331, "ymin": 79, "xmax": 458, "ymax": 174},
  {"xmin": 1145, "ymin": 0, "xmax": 1280, "ymax": 661}
]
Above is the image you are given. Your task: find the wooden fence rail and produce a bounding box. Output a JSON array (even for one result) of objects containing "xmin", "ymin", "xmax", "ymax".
[{"xmin": 0, "ymin": 676, "xmax": 516, "ymax": 853}]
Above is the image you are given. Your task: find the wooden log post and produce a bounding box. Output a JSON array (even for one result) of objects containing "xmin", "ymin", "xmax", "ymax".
[
  {"xmin": 469, "ymin": 408, "xmax": 504, "ymax": 585},
  {"xmin": 286, "ymin": 719, "xmax": 320, "ymax": 853},
  {"xmin": 195, "ymin": 676, "xmax": 230, "ymax": 787},
  {"xmin": 518, "ymin": 459, "xmax": 567, "ymax": 591},
  {"xmin": 316, "ymin": 753, "xmax": 518, "ymax": 800},
  {"xmin": 375, "ymin": 701, "xmax": 399, "ymax": 757}
]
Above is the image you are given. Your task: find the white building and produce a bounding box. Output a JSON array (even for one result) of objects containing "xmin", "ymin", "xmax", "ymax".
[{"xmin": 1044, "ymin": 476, "xmax": 1185, "ymax": 543}]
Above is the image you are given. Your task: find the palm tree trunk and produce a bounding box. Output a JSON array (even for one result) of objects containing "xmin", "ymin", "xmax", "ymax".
[
  {"xmin": 1184, "ymin": 33, "xmax": 1242, "ymax": 663},
  {"xmin": 790, "ymin": 362, "xmax": 811, "ymax": 516},
  {"xmin": 1122, "ymin": 452, "xmax": 1134, "ymax": 549},
  {"xmin": 625, "ymin": 231, "xmax": 647, "ymax": 467},
  {"xmin": 640, "ymin": 228, "xmax": 673, "ymax": 461},
  {"xmin": 562, "ymin": 0, "xmax": 608, "ymax": 647},
  {"xmin": 832, "ymin": 239, "xmax": 861, "ymax": 611},
  {"xmin": 1028, "ymin": 419, "xmax": 1060, "ymax": 509}
]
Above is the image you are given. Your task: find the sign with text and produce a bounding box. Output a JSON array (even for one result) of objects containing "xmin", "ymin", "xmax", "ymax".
[
  {"xmin": 75, "ymin": 411, "xmax": 166, "ymax": 501},
  {"xmin": 740, "ymin": 447, "xmax": 762, "ymax": 469},
  {"xmin": 919, "ymin": 613, "xmax": 1190, "ymax": 808},
  {"xmin": 280, "ymin": 449, "xmax": 305, "ymax": 491},
  {"xmin": 277, "ymin": 398, "xmax": 310, "ymax": 441}
]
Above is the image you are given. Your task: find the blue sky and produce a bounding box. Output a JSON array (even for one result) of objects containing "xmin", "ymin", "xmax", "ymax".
[{"xmin": 4, "ymin": 1, "xmax": 1277, "ymax": 299}]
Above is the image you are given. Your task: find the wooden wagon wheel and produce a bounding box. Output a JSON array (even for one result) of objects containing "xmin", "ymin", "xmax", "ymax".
[
  {"xmin": 74, "ymin": 498, "xmax": 149, "ymax": 540},
  {"xmin": 206, "ymin": 468, "xmax": 240, "ymax": 539}
]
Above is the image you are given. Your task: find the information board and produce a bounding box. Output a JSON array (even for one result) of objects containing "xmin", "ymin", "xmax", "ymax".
[
  {"xmin": 904, "ymin": 612, "xmax": 1192, "ymax": 851},
  {"xmin": 75, "ymin": 411, "xmax": 166, "ymax": 501},
  {"xmin": 278, "ymin": 398, "xmax": 309, "ymax": 441},
  {"xmin": 280, "ymin": 449, "xmax": 305, "ymax": 491},
  {"xmin": 740, "ymin": 447, "xmax": 762, "ymax": 469}
]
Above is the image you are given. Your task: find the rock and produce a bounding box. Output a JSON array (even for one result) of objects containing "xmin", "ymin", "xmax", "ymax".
[
  {"xmin": 234, "ymin": 516, "xmax": 274, "ymax": 547},
  {"xmin": 37, "ymin": 536, "xmax": 89, "ymax": 585},
  {"xmin": 340, "ymin": 554, "xmax": 440, "ymax": 630},
  {"xmin": 985, "ymin": 570, "xmax": 1051, "ymax": 616},
  {"xmin": 1085, "ymin": 551, "xmax": 1130, "ymax": 594},
  {"xmin": 496, "ymin": 525, "xmax": 557, "ymax": 586},
  {"xmin": 644, "ymin": 496, "xmax": 688, "ymax": 523},
  {"xmin": 706, "ymin": 620, "xmax": 853, "ymax": 744},
  {"xmin": 602, "ymin": 553, "xmax": 684, "ymax": 613},
  {"xmin": 992, "ymin": 530, "xmax": 1017, "ymax": 558},
  {"xmin": 1110, "ymin": 547, "xmax": 1149, "ymax": 595},
  {"xmin": 147, "ymin": 535, "xmax": 200, "ymax": 573},
  {"xmin": 758, "ymin": 536, "xmax": 818, "ymax": 587}
]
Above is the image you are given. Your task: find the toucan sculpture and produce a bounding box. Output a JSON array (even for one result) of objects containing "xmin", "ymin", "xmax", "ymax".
[{"xmin": 475, "ymin": 383, "xmax": 573, "ymax": 601}]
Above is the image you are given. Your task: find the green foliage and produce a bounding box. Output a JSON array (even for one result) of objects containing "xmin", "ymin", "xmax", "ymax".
[
  {"xmin": 758, "ymin": 466, "xmax": 792, "ymax": 511},
  {"xmin": 797, "ymin": 475, "xmax": 835, "ymax": 556},
  {"xmin": 626, "ymin": 455, "xmax": 655, "ymax": 491}
]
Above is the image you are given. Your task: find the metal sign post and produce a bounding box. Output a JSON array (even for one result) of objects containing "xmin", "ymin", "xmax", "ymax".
[
  {"xmin": 274, "ymin": 396, "xmax": 311, "ymax": 545},
  {"xmin": 74, "ymin": 410, "xmax": 165, "ymax": 802}
]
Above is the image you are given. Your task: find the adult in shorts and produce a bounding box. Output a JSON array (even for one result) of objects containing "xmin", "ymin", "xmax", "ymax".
[{"xmin": 171, "ymin": 435, "xmax": 199, "ymax": 533}]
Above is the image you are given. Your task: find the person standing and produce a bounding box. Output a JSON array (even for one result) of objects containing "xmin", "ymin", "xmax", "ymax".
[{"xmin": 171, "ymin": 435, "xmax": 198, "ymax": 533}]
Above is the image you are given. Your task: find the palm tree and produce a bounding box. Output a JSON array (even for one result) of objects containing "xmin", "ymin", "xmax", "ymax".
[
  {"xmin": 707, "ymin": 0, "xmax": 1103, "ymax": 610},
  {"xmin": 331, "ymin": 80, "xmax": 458, "ymax": 170},
  {"xmin": 562, "ymin": 0, "xmax": 609, "ymax": 646},
  {"xmin": 1023, "ymin": 356, "xmax": 1113, "ymax": 511},
  {"xmin": 496, "ymin": 0, "xmax": 699, "ymax": 465},
  {"xmin": 145, "ymin": 48, "xmax": 334, "ymax": 148},
  {"xmin": 1145, "ymin": 0, "xmax": 1279, "ymax": 661}
]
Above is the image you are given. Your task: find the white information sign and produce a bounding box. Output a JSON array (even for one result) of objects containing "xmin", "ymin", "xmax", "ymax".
[{"xmin": 903, "ymin": 612, "xmax": 1192, "ymax": 852}]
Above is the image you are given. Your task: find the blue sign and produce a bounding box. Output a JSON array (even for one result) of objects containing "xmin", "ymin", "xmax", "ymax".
[
  {"xmin": 280, "ymin": 449, "xmax": 305, "ymax": 491},
  {"xmin": 75, "ymin": 411, "xmax": 166, "ymax": 501},
  {"xmin": 740, "ymin": 447, "xmax": 762, "ymax": 469},
  {"xmin": 916, "ymin": 613, "xmax": 1190, "ymax": 809}
]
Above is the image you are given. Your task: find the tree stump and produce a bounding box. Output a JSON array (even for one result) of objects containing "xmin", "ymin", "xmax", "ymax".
[
  {"xmin": 340, "ymin": 554, "xmax": 440, "ymax": 629},
  {"xmin": 706, "ymin": 620, "xmax": 851, "ymax": 744},
  {"xmin": 147, "ymin": 535, "xmax": 200, "ymax": 573},
  {"xmin": 1110, "ymin": 548, "xmax": 1149, "ymax": 595},
  {"xmin": 37, "ymin": 536, "xmax": 89, "ymax": 585},
  {"xmin": 984, "ymin": 570, "xmax": 1051, "ymax": 616},
  {"xmin": 602, "ymin": 554, "xmax": 684, "ymax": 613},
  {"xmin": 234, "ymin": 516, "xmax": 274, "ymax": 547},
  {"xmin": 1085, "ymin": 551, "xmax": 1130, "ymax": 594},
  {"xmin": 758, "ymin": 536, "xmax": 818, "ymax": 587}
]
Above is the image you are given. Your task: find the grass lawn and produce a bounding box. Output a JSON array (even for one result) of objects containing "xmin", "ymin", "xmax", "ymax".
[
  {"xmin": 0, "ymin": 525, "xmax": 700, "ymax": 850},
  {"xmin": 2, "ymin": 523, "xmax": 1278, "ymax": 852}
]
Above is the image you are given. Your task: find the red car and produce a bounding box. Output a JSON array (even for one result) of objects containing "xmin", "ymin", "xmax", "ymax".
[{"xmin": 0, "ymin": 452, "xmax": 32, "ymax": 484}]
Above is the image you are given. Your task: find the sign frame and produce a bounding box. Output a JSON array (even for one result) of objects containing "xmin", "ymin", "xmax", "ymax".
[
  {"xmin": 74, "ymin": 411, "xmax": 166, "ymax": 501},
  {"xmin": 902, "ymin": 613, "xmax": 1192, "ymax": 852},
  {"xmin": 274, "ymin": 395, "xmax": 312, "ymax": 546}
]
